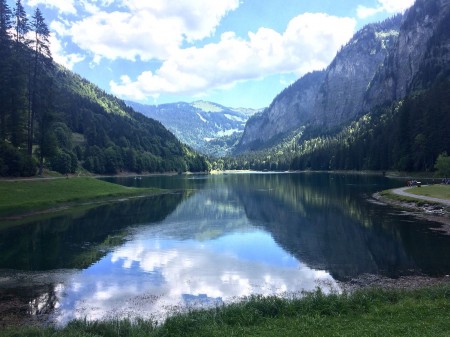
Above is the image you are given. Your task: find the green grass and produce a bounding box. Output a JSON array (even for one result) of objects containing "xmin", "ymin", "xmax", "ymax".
[
  {"xmin": 378, "ymin": 189, "xmax": 429, "ymax": 205},
  {"xmin": 406, "ymin": 185, "xmax": 450, "ymax": 201},
  {"xmin": 1, "ymin": 285, "xmax": 449, "ymax": 336},
  {"xmin": 0, "ymin": 177, "xmax": 160, "ymax": 217}
]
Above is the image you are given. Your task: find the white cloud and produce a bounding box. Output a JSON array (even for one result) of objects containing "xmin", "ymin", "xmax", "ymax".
[
  {"xmin": 357, "ymin": 0, "xmax": 415, "ymax": 19},
  {"xmin": 110, "ymin": 13, "xmax": 356, "ymax": 101},
  {"xmin": 50, "ymin": 33, "xmax": 85, "ymax": 70},
  {"xmin": 65, "ymin": 0, "xmax": 239, "ymax": 62},
  {"xmin": 50, "ymin": 20, "xmax": 70, "ymax": 36},
  {"xmin": 26, "ymin": 0, "xmax": 77, "ymax": 15}
]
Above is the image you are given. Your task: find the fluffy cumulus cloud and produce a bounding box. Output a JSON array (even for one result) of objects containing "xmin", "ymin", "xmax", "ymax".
[
  {"xmin": 357, "ymin": 0, "xmax": 416, "ymax": 19},
  {"xmin": 49, "ymin": 33, "xmax": 85, "ymax": 70},
  {"xmin": 27, "ymin": 0, "xmax": 77, "ymax": 14},
  {"xmin": 110, "ymin": 13, "xmax": 356, "ymax": 101},
  {"xmin": 54, "ymin": 0, "xmax": 240, "ymax": 62},
  {"xmin": 38, "ymin": 0, "xmax": 357, "ymax": 102}
]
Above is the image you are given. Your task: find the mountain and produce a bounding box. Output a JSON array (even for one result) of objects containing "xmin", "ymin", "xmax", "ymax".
[
  {"xmin": 237, "ymin": 14, "xmax": 403, "ymax": 152},
  {"xmin": 233, "ymin": 0, "xmax": 450, "ymax": 173},
  {"xmin": 364, "ymin": 0, "xmax": 450, "ymax": 108},
  {"xmin": 49, "ymin": 70, "xmax": 209, "ymax": 174},
  {"xmin": 0, "ymin": 6, "xmax": 208, "ymax": 176},
  {"xmin": 127, "ymin": 101, "xmax": 259, "ymax": 157},
  {"xmin": 238, "ymin": 71, "xmax": 326, "ymax": 151}
]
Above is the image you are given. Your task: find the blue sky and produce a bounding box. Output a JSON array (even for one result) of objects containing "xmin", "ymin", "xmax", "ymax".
[{"xmin": 14, "ymin": 0, "xmax": 415, "ymax": 109}]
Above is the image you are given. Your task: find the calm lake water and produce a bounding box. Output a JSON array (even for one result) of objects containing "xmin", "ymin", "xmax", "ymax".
[{"xmin": 1, "ymin": 172, "xmax": 449, "ymax": 325}]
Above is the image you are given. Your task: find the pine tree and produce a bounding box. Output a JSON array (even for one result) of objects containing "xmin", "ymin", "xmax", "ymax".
[
  {"xmin": 9, "ymin": 0, "xmax": 29, "ymax": 149},
  {"xmin": 0, "ymin": 0, "xmax": 11, "ymax": 47},
  {"xmin": 13, "ymin": 0, "xmax": 29, "ymax": 46},
  {"xmin": 31, "ymin": 7, "xmax": 53, "ymax": 174},
  {"xmin": 0, "ymin": 0, "xmax": 12, "ymax": 141}
]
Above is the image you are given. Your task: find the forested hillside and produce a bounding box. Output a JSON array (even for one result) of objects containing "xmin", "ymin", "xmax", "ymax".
[{"xmin": 0, "ymin": 1, "xmax": 208, "ymax": 177}]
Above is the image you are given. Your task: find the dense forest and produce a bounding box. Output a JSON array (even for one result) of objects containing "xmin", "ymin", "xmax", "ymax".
[
  {"xmin": 0, "ymin": 0, "xmax": 209, "ymax": 177},
  {"xmin": 216, "ymin": 80, "xmax": 450, "ymax": 173}
]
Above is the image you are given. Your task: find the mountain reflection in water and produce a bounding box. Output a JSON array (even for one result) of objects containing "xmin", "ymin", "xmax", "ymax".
[
  {"xmin": 52, "ymin": 186, "xmax": 337, "ymax": 324},
  {"xmin": 1, "ymin": 173, "xmax": 450, "ymax": 325}
]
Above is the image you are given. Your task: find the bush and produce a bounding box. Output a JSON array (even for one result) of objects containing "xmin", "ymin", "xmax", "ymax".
[
  {"xmin": 0, "ymin": 142, "xmax": 37, "ymax": 176},
  {"xmin": 50, "ymin": 150, "xmax": 78, "ymax": 174},
  {"xmin": 435, "ymin": 152, "xmax": 450, "ymax": 177}
]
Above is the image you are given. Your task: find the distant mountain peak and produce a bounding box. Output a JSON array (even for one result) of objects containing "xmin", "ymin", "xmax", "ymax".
[{"xmin": 128, "ymin": 100, "xmax": 260, "ymax": 157}]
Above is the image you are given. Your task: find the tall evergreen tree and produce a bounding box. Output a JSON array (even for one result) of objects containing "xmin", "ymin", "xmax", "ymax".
[
  {"xmin": 9, "ymin": 0, "xmax": 29, "ymax": 149},
  {"xmin": 0, "ymin": 2, "xmax": 11, "ymax": 40},
  {"xmin": 31, "ymin": 7, "xmax": 53, "ymax": 173},
  {"xmin": 13, "ymin": 0, "xmax": 28, "ymax": 45},
  {"xmin": 0, "ymin": 0, "xmax": 12, "ymax": 141},
  {"xmin": 31, "ymin": 7, "xmax": 51, "ymax": 60}
]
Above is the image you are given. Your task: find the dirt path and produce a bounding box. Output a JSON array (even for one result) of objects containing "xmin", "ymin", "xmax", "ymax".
[{"xmin": 392, "ymin": 187, "xmax": 450, "ymax": 206}]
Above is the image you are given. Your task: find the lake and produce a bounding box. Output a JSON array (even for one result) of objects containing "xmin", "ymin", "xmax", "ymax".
[{"xmin": 1, "ymin": 172, "xmax": 449, "ymax": 325}]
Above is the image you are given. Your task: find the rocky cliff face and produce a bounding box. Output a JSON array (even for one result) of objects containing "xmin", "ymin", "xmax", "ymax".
[
  {"xmin": 237, "ymin": 0, "xmax": 450, "ymax": 153},
  {"xmin": 313, "ymin": 18, "xmax": 400, "ymax": 127},
  {"xmin": 364, "ymin": 0, "xmax": 450, "ymax": 109},
  {"xmin": 239, "ymin": 71, "xmax": 325, "ymax": 150},
  {"xmin": 237, "ymin": 16, "xmax": 402, "ymax": 152}
]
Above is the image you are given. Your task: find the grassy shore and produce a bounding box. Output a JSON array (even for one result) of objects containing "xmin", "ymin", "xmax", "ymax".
[
  {"xmin": 378, "ymin": 189, "xmax": 434, "ymax": 206},
  {"xmin": 406, "ymin": 184, "xmax": 450, "ymax": 200},
  {"xmin": 0, "ymin": 177, "xmax": 161, "ymax": 218},
  {"xmin": 1, "ymin": 285, "xmax": 449, "ymax": 336},
  {"xmin": 379, "ymin": 185, "xmax": 450, "ymax": 205}
]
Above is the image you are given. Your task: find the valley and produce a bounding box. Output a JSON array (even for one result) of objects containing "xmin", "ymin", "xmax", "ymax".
[{"xmin": 128, "ymin": 100, "xmax": 259, "ymax": 157}]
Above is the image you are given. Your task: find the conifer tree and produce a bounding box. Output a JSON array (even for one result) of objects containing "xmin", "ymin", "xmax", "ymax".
[
  {"xmin": 13, "ymin": 0, "xmax": 28, "ymax": 46},
  {"xmin": 31, "ymin": 7, "xmax": 53, "ymax": 174},
  {"xmin": 0, "ymin": 0, "xmax": 11, "ymax": 43},
  {"xmin": 10, "ymin": 0, "xmax": 29, "ymax": 149},
  {"xmin": 0, "ymin": 0, "xmax": 12, "ymax": 141}
]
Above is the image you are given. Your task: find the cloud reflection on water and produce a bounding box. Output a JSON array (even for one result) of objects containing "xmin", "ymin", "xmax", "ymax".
[{"xmin": 52, "ymin": 192, "xmax": 339, "ymax": 325}]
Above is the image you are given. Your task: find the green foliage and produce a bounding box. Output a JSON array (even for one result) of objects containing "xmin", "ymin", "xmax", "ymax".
[
  {"xmin": 0, "ymin": 141, "xmax": 37, "ymax": 176},
  {"xmin": 0, "ymin": 6, "xmax": 209, "ymax": 176},
  {"xmin": 289, "ymin": 81, "xmax": 450, "ymax": 172},
  {"xmin": 435, "ymin": 153, "xmax": 450, "ymax": 177},
  {"xmin": 50, "ymin": 149, "xmax": 77, "ymax": 174}
]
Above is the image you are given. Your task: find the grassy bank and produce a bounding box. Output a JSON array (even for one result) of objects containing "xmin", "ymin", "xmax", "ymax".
[
  {"xmin": 0, "ymin": 177, "xmax": 160, "ymax": 218},
  {"xmin": 378, "ymin": 189, "xmax": 433, "ymax": 205},
  {"xmin": 406, "ymin": 184, "xmax": 450, "ymax": 200},
  {"xmin": 379, "ymin": 185, "xmax": 450, "ymax": 206},
  {"xmin": 2, "ymin": 285, "xmax": 449, "ymax": 336}
]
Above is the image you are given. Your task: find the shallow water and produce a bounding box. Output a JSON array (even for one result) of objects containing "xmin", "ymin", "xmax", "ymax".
[{"xmin": 1, "ymin": 172, "xmax": 449, "ymax": 325}]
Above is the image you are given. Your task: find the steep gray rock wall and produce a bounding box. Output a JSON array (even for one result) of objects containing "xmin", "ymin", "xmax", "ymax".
[
  {"xmin": 364, "ymin": 0, "xmax": 450, "ymax": 108},
  {"xmin": 239, "ymin": 71, "xmax": 325, "ymax": 150},
  {"xmin": 313, "ymin": 21, "xmax": 400, "ymax": 126}
]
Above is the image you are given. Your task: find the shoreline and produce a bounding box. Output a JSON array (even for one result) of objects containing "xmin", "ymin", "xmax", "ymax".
[
  {"xmin": 0, "ymin": 177, "xmax": 174, "ymax": 223},
  {"xmin": 372, "ymin": 190, "xmax": 450, "ymax": 234},
  {"xmin": 0, "ymin": 191, "xmax": 173, "ymax": 223},
  {"xmin": 338, "ymin": 274, "xmax": 450, "ymax": 293},
  {"xmin": 1, "ymin": 273, "xmax": 449, "ymax": 329}
]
